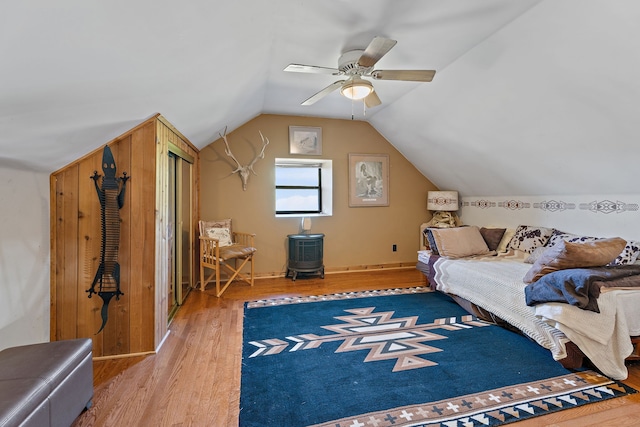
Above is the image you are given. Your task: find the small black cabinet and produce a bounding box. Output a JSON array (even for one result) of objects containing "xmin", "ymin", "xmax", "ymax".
[{"xmin": 286, "ymin": 234, "xmax": 325, "ymax": 281}]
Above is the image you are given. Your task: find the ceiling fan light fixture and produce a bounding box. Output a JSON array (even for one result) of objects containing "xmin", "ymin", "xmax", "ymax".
[{"xmin": 340, "ymin": 78, "xmax": 373, "ymax": 100}]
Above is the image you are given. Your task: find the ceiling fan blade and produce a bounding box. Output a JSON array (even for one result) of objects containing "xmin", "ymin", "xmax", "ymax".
[
  {"xmin": 357, "ymin": 36, "xmax": 397, "ymax": 68},
  {"xmin": 370, "ymin": 69, "xmax": 436, "ymax": 82},
  {"xmin": 284, "ymin": 64, "xmax": 339, "ymax": 74},
  {"xmin": 364, "ymin": 91, "xmax": 381, "ymax": 108},
  {"xmin": 301, "ymin": 80, "xmax": 346, "ymax": 105}
]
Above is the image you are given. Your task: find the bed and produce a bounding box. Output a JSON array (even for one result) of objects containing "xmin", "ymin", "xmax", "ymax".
[{"xmin": 416, "ymin": 225, "xmax": 640, "ymax": 380}]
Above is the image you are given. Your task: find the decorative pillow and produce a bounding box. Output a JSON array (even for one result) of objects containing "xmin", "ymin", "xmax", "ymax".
[
  {"xmin": 205, "ymin": 227, "xmax": 233, "ymax": 247},
  {"xmin": 429, "ymin": 226, "xmax": 491, "ymax": 259},
  {"xmin": 524, "ymin": 246, "xmax": 548, "ymax": 264},
  {"xmin": 545, "ymin": 229, "xmax": 572, "ymax": 247},
  {"xmin": 479, "ymin": 227, "xmax": 506, "ymax": 251},
  {"xmin": 200, "ymin": 218, "xmax": 232, "ymax": 237},
  {"xmin": 609, "ymin": 240, "xmax": 640, "ymax": 265},
  {"xmin": 545, "ymin": 229, "xmax": 600, "ymax": 248},
  {"xmin": 425, "ymin": 229, "xmax": 440, "ymax": 255},
  {"xmin": 523, "ymin": 237, "xmax": 627, "ymax": 283},
  {"xmin": 508, "ymin": 225, "xmax": 554, "ymax": 253},
  {"xmin": 495, "ymin": 228, "xmax": 516, "ymax": 253}
]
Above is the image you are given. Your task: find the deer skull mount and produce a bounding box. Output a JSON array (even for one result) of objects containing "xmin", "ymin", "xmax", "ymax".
[{"xmin": 220, "ymin": 127, "xmax": 270, "ymax": 191}]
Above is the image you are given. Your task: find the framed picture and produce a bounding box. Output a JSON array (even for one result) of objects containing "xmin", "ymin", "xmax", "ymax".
[
  {"xmin": 289, "ymin": 126, "xmax": 322, "ymax": 155},
  {"xmin": 348, "ymin": 153, "xmax": 389, "ymax": 207}
]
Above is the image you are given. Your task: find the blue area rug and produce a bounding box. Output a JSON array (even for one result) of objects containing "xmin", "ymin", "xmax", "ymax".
[{"xmin": 239, "ymin": 288, "xmax": 635, "ymax": 426}]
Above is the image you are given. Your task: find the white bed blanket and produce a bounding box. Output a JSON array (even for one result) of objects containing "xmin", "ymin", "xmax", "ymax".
[
  {"xmin": 431, "ymin": 251, "xmax": 635, "ymax": 380},
  {"xmin": 534, "ymin": 290, "xmax": 638, "ymax": 380}
]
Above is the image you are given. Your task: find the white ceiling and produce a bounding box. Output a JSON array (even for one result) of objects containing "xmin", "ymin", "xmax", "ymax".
[{"xmin": 2, "ymin": 1, "xmax": 638, "ymax": 196}]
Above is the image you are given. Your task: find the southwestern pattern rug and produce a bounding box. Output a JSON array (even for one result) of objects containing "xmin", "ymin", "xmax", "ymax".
[{"xmin": 239, "ymin": 288, "xmax": 635, "ymax": 426}]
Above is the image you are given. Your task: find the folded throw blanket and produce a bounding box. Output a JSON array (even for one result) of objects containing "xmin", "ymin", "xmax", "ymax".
[{"xmin": 524, "ymin": 265, "xmax": 640, "ymax": 313}]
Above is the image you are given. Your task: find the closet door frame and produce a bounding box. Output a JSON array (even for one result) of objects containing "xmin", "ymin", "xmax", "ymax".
[{"xmin": 168, "ymin": 143, "xmax": 194, "ymax": 319}]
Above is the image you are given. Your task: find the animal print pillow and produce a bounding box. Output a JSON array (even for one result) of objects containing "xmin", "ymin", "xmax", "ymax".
[
  {"xmin": 545, "ymin": 230, "xmax": 600, "ymax": 248},
  {"xmin": 524, "ymin": 246, "xmax": 548, "ymax": 264},
  {"xmin": 508, "ymin": 225, "xmax": 554, "ymax": 253},
  {"xmin": 609, "ymin": 240, "xmax": 640, "ymax": 265}
]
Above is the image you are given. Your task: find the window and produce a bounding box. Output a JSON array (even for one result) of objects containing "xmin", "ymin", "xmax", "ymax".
[
  {"xmin": 275, "ymin": 158, "xmax": 332, "ymax": 217},
  {"xmin": 276, "ymin": 164, "xmax": 320, "ymax": 213}
]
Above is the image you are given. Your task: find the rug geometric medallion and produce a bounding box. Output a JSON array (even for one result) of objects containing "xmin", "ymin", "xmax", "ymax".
[{"xmin": 239, "ymin": 288, "xmax": 636, "ymax": 426}]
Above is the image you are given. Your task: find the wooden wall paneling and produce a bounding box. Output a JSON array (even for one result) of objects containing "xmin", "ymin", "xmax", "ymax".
[
  {"xmin": 128, "ymin": 129, "xmax": 146, "ymax": 353},
  {"xmin": 50, "ymin": 114, "xmax": 199, "ymax": 357},
  {"xmin": 103, "ymin": 138, "xmax": 133, "ymax": 356},
  {"xmin": 51, "ymin": 169, "xmax": 77, "ymax": 339},
  {"xmin": 134, "ymin": 121, "xmax": 158, "ymax": 353},
  {"xmin": 158, "ymin": 115, "xmax": 195, "ymax": 154},
  {"xmin": 187, "ymin": 143, "xmax": 199, "ymax": 293},
  {"xmin": 162, "ymin": 121, "xmax": 199, "ymax": 305},
  {"xmin": 49, "ymin": 175, "xmax": 57, "ymax": 341},
  {"xmin": 155, "ymin": 121, "xmax": 170, "ymax": 348},
  {"xmin": 193, "ymin": 151, "xmax": 200, "ymax": 285},
  {"xmin": 145, "ymin": 123, "xmax": 160, "ymax": 352},
  {"xmin": 76, "ymin": 149, "xmax": 103, "ymax": 353},
  {"xmin": 60, "ymin": 166, "xmax": 80, "ymax": 340},
  {"xmin": 50, "ymin": 170, "xmax": 66, "ymax": 340},
  {"xmin": 158, "ymin": 118, "xmax": 199, "ymax": 319},
  {"xmin": 157, "ymin": 116, "xmax": 200, "ymax": 292},
  {"xmin": 188, "ymin": 146, "xmax": 197, "ymax": 297}
]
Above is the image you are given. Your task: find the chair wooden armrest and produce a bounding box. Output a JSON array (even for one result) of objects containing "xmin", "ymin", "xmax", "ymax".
[
  {"xmin": 233, "ymin": 231, "xmax": 256, "ymax": 247},
  {"xmin": 199, "ymin": 236, "xmax": 221, "ymax": 264}
]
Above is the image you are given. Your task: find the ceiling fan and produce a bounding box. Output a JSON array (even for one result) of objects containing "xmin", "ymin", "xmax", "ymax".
[{"xmin": 284, "ymin": 36, "xmax": 436, "ymax": 108}]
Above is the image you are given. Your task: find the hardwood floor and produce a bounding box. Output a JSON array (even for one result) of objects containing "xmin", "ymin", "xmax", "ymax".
[{"xmin": 73, "ymin": 268, "xmax": 640, "ymax": 427}]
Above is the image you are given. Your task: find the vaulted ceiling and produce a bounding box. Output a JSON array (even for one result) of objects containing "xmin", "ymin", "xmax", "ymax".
[{"xmin": 2, "ymin": 1, "xmax": 638, "ymax": 196}]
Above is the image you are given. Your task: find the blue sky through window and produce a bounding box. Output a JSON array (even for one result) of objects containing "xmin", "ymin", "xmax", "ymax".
[{"xmin": 276, "ymin": 166, "xmax": 319, "ymax": 212}]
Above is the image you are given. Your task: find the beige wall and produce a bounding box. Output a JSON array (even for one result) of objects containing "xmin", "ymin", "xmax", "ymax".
[{"xmin": 199, "ymin": 114, "xmax": 437, "ymax": 276}]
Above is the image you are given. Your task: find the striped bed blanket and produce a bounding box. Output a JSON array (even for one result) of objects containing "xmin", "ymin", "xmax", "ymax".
[{"xmin": 419, "ymin": 250, "xmax": 640, "ymax": 380}]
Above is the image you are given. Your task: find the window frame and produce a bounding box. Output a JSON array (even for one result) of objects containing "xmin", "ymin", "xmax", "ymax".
[{"xmin": 275, "ymin": 158, "xmax": 333, "ymax": 218}]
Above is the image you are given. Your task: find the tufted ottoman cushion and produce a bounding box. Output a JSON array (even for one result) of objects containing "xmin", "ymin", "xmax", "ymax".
[{"xmin": 0, "ymin": 338, "xmax": 93, "ymax": 427}]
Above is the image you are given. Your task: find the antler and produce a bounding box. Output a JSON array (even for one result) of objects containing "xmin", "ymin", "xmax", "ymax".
[
  {"xmin": 219, "ymin": 127, "xmax": 270, "ymax": 191},
  {"xmin": 220, "ymin": 126, "xmax": 243, "ymax": 174},
  {"xmin": 246, "ymin": 131, "xmax": 270, "ymax": 174}
]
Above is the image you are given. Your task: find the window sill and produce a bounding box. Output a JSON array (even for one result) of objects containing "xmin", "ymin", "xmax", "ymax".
[{"xmin": 275, "ymin": 213, "xmax": 332, "ymax": 218}]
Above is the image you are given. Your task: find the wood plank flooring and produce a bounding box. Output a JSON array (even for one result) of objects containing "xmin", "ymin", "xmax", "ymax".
[{"xmin": 73, "ymin": 268, "xmax": 640, "ymax": 427}]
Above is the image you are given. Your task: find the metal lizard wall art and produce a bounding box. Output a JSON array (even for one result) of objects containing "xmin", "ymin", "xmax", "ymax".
[{"xmin": 87, "ymin": 145, "xmax": 130, "ymax": 334}]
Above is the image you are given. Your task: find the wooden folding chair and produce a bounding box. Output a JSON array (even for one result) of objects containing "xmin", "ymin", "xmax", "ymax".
[{"xmin": 199, "ymin": 220, "xmax": 256, "ymax": 297}]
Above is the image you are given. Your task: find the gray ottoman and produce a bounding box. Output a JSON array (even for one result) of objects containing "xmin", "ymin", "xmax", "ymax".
[{"xmin": 0, "ymin": 338, "xmax": 93, "ymax": 427}]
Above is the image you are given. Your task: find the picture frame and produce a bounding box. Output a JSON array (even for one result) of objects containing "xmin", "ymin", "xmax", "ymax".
[
  {"xmin": 348, "ymin": 153, "xmax": 389, "ymax": 207},
  {"xmin": 289, "ymin": 126, "xmax": 322, "ymax": 155}
]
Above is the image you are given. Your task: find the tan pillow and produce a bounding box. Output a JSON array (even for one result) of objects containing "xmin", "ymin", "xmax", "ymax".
[
  {"xmin": 523, "ymin": 237, "xmax": 627, "ymax": 283},
  {"xmin": 430, "ymin": 226, "xmax": 491, "ymax": 258},
  {"xmin": 496, "ymin": 228, "xmax": 516, "ymax": 253}
]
